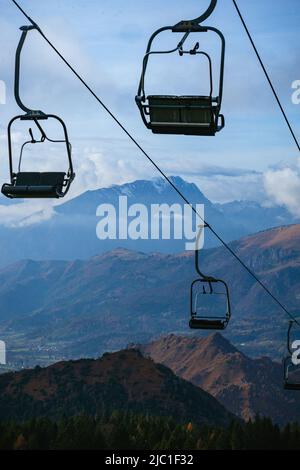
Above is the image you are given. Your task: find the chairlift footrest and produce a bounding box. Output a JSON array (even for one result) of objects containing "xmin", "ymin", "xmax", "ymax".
[{"xmin": 189, "ymin": 318, "xmax": 227, "ymax": 330}]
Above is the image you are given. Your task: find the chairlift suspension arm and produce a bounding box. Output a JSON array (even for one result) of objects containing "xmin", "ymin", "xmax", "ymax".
[
  {"xmin": 15, "ymin": 25, "xmax": 44, "ymax": 116},
  {"xmin": 194, "ymin": 224, "xmax": 232, "ymax": 321},
  {"xmin": 173, "ymin": 0, "xmax": 217, "ymax": 31},
  {"xmin": 195, "ymin": 225, "xmax": 217, "ymax": 281},
  {"xmin": 287, "ymin": 321, "xmax": 295, "ymax": 355},
  {"xmin": 192, "ymin": 0, "xmax": 217, "ymax": 25}
]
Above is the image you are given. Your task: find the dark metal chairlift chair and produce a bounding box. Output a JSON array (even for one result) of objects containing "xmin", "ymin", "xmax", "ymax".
[
  {"xmin": 189, "ymin": 225, "xmax": 231, "ymax": 331},
  {"xmin": 2, "ymin": 25, "xmax": 75, "ymax": 200},
  {"xmin": 136, "ymin": 0, "xmax": 225, "ymax": 136}
]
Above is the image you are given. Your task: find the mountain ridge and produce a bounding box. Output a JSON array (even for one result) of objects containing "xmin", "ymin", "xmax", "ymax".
[
  {"xmin": 0, "ymin": 223, "xmax": 299, "ymax": 365},
  {"xmin": 0, "ymin": 176, "xmax": 297, "ymax": 267},
  {"xmin": 138, "ymin": 333, "xmax": 299, "ymax": 426},
  {"xmin": 0, "ymin": 348, "xmax": 235, "ymax": 426}
]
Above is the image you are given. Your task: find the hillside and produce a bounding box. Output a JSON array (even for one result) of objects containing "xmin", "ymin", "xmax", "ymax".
[
  {"xmin": 216, "ymin": 200, "xmax": 295, "ymax": 235},
  {"xmin": 0, "ymin": 349, "xmax": 234, "ymax": 427},
  {"xmin": 0, "ymin": 223, "xmax": 300, "ymax": 366},
  {"xmin": 139, "ymin": 334, "xmax": 300, "ymax": 426}
]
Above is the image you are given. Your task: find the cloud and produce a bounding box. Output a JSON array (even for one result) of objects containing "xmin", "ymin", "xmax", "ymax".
[
  {"xmin": 166, "ymin": 161, "xmax": 260, "ymax": 179},
  {"xmin": 70, "ymin": 147, "xmax": 151, "ymax": 198},
  {"xmin": 0, "ymin": 201, "xmax": 55, "ymax": 228},
  {"xmin": 0, "ymin": 155, "xmax": 298, "ymax": 229},
  {"xmin": 0, "ymin": 156, "xmax": 270, "ymax": 230},
  {"xmin": 0, "ymin": 147, "xmax": 151, "ymax": 228},
  {"xmin": 162, "ymin": 159, "xmax": 265, "ymax": 203},
  {"xmin": 264, "ymin": 159, "xmax": 300, "ymax": 216},
  {"xmin": 194, "ymin": 172, "xmax": 266, "ymax": 204}
]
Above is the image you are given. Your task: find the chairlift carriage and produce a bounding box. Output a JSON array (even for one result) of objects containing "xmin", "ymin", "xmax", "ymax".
[
  {"xmin": 190, "ymin": 225, "xmax": 231, "ymax": 330},
  {"xmin": 136, "ymin": 0, "xmax": 225, "ymax": 136},
  {"xmin": 2, "ymin": 25, "xmax": 75, "ymax": 199},
  {"xmin": 284, "ymin": 321, "xmax": 300, "ymax": 391}
]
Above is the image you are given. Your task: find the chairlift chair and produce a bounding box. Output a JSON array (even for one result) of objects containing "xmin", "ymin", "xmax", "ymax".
[
  {"xmin": 136, "ymin": 0, "xmax": 225, "ymax": 136},
  {"xmin": 284, "ymin": 358, "xmax": 300, "ymax": 391},
  {"xmin": 189, "ymin": 225, "xmax": 231, "ymax": 330},
  {"xmin": 190, "ymin": 277, "xmax": 231, "ymax": 330},
  {"xmin": 2, "ymin": 25, "xmax": 75, "ymax": 199},
  {"xmin": 284, "ymin": 321, "xmax": 300, "ymax": 391}
]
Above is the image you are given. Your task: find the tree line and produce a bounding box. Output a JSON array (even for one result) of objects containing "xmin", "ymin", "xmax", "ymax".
[{"xmin": 0, "ymin": 412, "xmax": 300, "ymax": 450}]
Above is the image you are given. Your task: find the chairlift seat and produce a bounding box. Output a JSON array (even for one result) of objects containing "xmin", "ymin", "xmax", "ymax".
[
  {"xmin": 284, "ymin": 382, "xmax": 300, "ymax": 391},
  {"xmin": 2, "ymin": 172, "xmax": 67, "ymax": 199},
  {"xmin": 147, "ymin": 95, "xmax": 219, "ymax": 136},
  {"xmin": 189, "ymin": 318, "xmax": 227, "ymax": 330},
  {"xmin": 190, "ymin": 275, "xmax": 231, "ymax": 331}
]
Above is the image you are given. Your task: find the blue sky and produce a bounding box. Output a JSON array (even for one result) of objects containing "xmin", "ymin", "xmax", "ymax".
[{"xmin": 0, "ymin": 0, "xmax": 300, "ymax": 223}]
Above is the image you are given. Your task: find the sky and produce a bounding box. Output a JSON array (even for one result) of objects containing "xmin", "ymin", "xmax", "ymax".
[{"xmin": 1, "ymin": 0, "xmax": 300, "ymax": 225}]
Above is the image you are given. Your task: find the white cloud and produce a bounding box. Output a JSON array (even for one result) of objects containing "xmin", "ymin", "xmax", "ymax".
[
  {"xmin": 71, "ymin": 148, "xmax": 150, "ymax": 197},
  {"xmin": 161, "ymin": 158, "xmax": 265, "ymax": 203},
  {"xmin": 264, "ymin": 159, "xmax": 300, "ymax": 216},
  {"xmin": 0, "ymin": 201, "xmax": 55, "ymax": 228},
  {"xmin": 0, "ymin": 147, "xmax": 150, "ymax": 228},
  {"xmin": 194, "ymin": 172, "xmax": 266, "ymax": 204},
  {"xmin": 0, "ymin": 131, "xmax": 22, "ymax": 143},
  {"xmin": 0, "ymin": 155, "xmax": 298, "ymax": 229}
]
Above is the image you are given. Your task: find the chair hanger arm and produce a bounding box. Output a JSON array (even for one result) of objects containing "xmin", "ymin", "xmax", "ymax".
[
  {"xmin": 193, "ymin": 0, "xmax": 218, "ymax": 25},
  {"xmin": 195, "ymin": 225, "xmax": 217, "ymax": 280},
  {"xmin": 15, "ymin": 25, "xmax": 45, "ymax": 116},
  {"xmin": 287, "ymin": 320, "xmax": 295, "ymax": 355},
  {"xmin": 173, "ymin": 0, "xmax": 218, "ymax": 32}
]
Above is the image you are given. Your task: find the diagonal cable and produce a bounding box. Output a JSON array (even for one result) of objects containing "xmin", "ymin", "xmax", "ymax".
[{"xmin": 10, "ymin": 0, "xmax": 299, "ymax": 325}]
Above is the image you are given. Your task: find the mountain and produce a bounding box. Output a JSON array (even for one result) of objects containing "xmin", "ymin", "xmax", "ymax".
[
  {"xmin": 0, "ymin": 223, "xmax": 300, "ymax": 367},
  {"xmin": 139, "ymin": 334, "xmax": 300, "ymax": 426},
  {"xmin": 0, "ymin": 349, "xmax": 235, "ymax": 426},
  {"xmin": 0, "ymin": 176, "xmax": 297, "ymax": 267},
  {"xmin": 0, "ymin": 176, "xmax": 242, "ymax": 267},
  {"xmin": 216, "ymin": 200, "xmax": 297, "ymax": 234}
]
